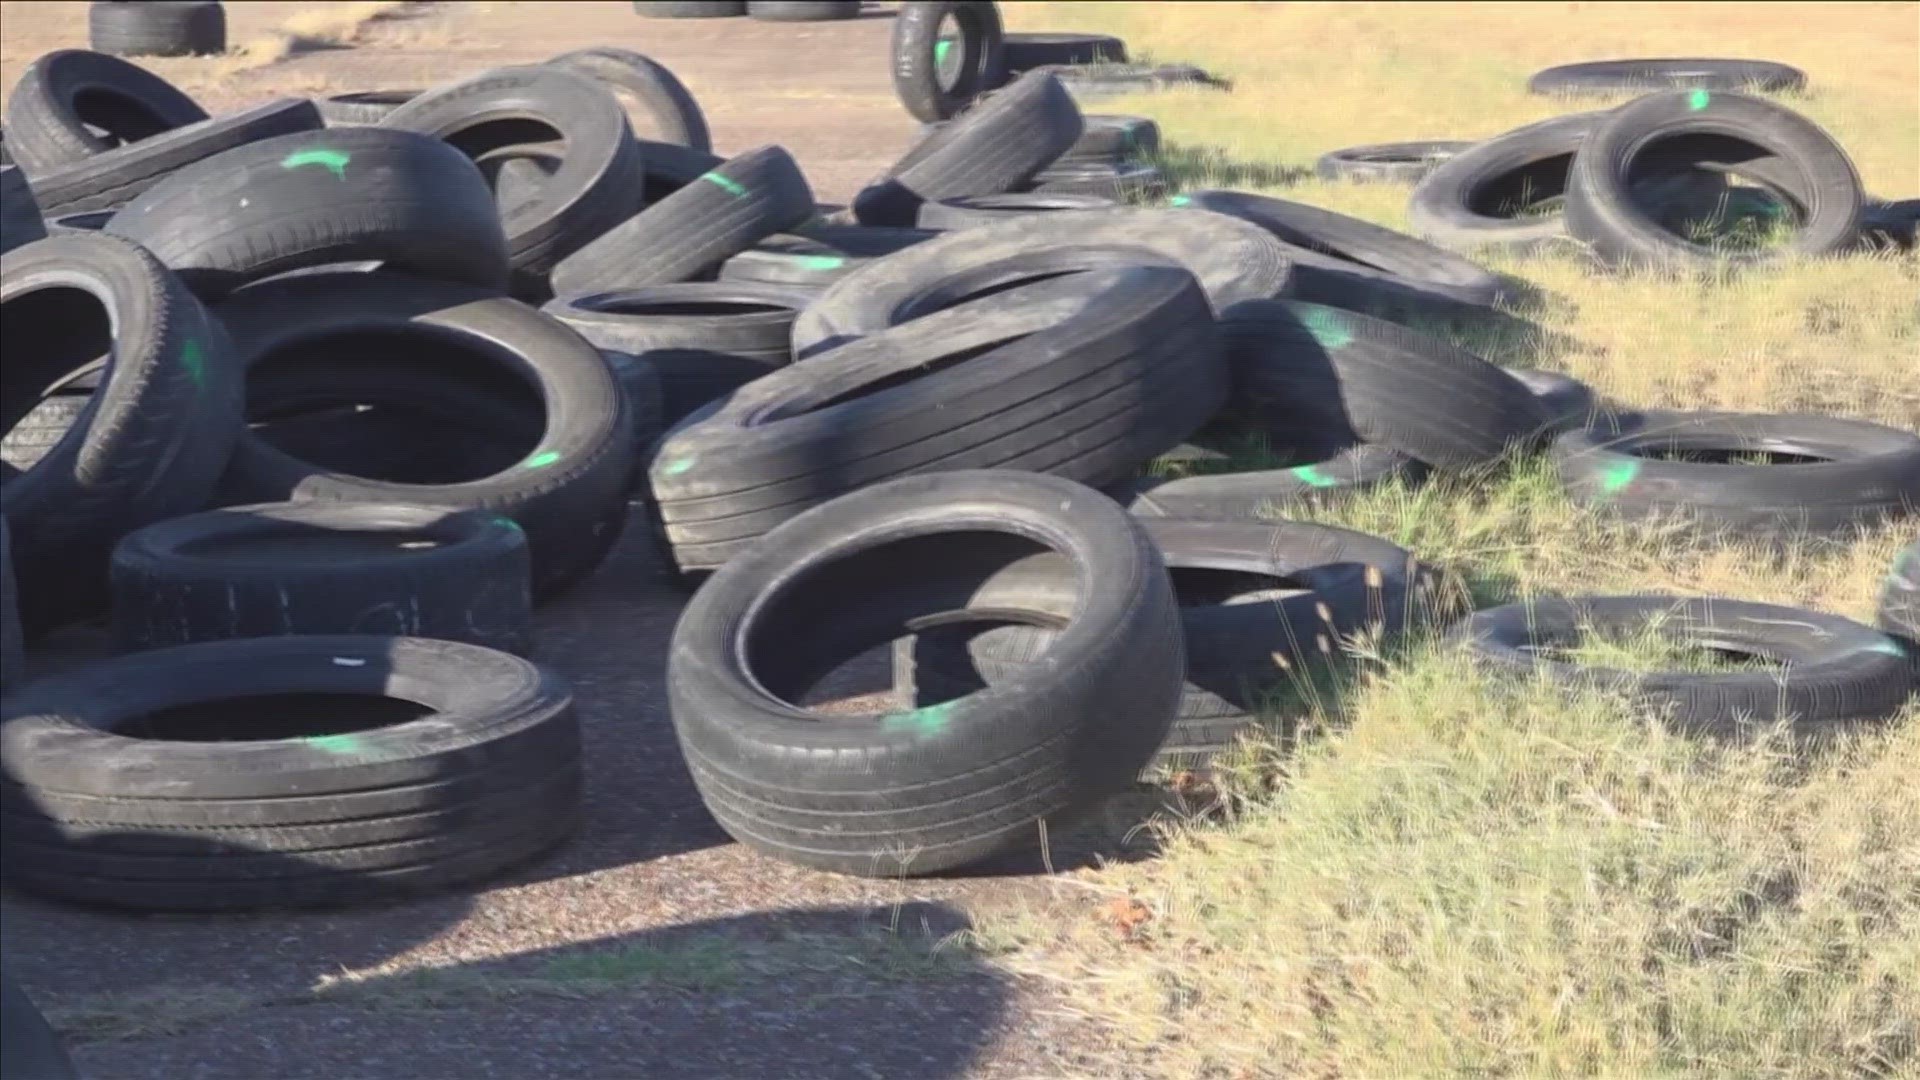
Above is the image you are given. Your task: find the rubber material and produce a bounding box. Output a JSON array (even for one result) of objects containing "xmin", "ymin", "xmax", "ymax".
[
  {"xmin": 550, "ymin": 144, "xmax": 815, "ymax": 296},
  {"xmin": 0, "ymin": 165, "xmax": 45, "ymax": 254},
  {"xmin": 1454, "ymin": 596, "xmax": 1910, "ymax": 737},
  {"xmin": 2, "ymin": 49, "xmax": 208, "ymax": 176},
  {"xmin": 795, "ymin": 206, "xmax": 1292, "ymax": 356},
  {"xmin": 104, "ymin": 126, "xmax": 509, "ymax": 297},
  {"xmin": 891, "ymin": 2, "xmax": 1008, "ymax": 123},
  {"xmin": 0, "ymin": 519, "xmax": 21, "ymax": 691},
  {"xmin": 1026, "ymin": 160, "xmax": 1166, "ymax": 201},
  {"xmin": 1408, "ymin": 111, "xmax": 1602, "ymax": 256},
  {"xmin": 718, "ymin": 224, "xmax": 934, "ymax": 287},
  {"xmin": 1529, "ymin": 58, "xmax": 1808, "ymax": 95},
  {"xmin": 915, "ymin": 192, "xmax": 1115, "ymax": 230},
  {"xmin": 1037, "ymin": 62, "xmax": 1230, "ymax": 98},
  {"xmin": 550, "ymin": 47, "xmax": 711, "ymax": 152},
  {"xmin": 1002, "ymin": 32, "xmax": 1126, "ymax": 72},
  {"xmin": 668, "ymin": 469, "xmax": 1183, "ymax": 876},
  {"xmin": 652, "ymin": 266, "xmax": 1225, "ymax": 571},
  {"xmin": 0, "ymin": 635, "xmax": 580, "ymax": 910},
  {"xmin": 1063, "ymin": 114, "xmax": 1158, "ymax": 162},
  {"xmin": 746, "ymin": 1, "xmax": 860, "ymax": 19},
  {"xmin": 1878, "ymin": 539, "xmax": 1919, "ymax": 666},
  {"xmin": 89, "ymin": 1, "xmax": 225, "ymax": 57},
  {"xmin": 110, "ymin": 502, "xmax": 533, "ymax": 654},
  {"xmin": 1, "ymin": 232, "xmax": 243, "ymax": 634},
  {"xmin": 1316, "ymin": 141, "xmax": 1473, "ymax": 184},
  {"xmin": 1551, "ymin": 411, "xmax": 1920, "ymax": 539},
  {"xmin": 1117, "ymin": 443, "xmax": 1428, "ymax": 519},
  {"xmin": 316, "ymin": 90, "xmax": 421, "ymax": 126},
  {"xmin": 212, "ymin": 273, "xmax": 636, "ymax": 595},
  {"xmin": 0, "ymin": 972, "xmax": 77, "ymax": 1080},
  {"xmin": 541, "ymin": 282, "xmax": 814, "ymax": 424},
  {"xmin": 636, "ymin": 1, "xmax": 743, "ymax": 15}
]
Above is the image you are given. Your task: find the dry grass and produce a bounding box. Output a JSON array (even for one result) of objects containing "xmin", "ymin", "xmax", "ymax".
[
  {"xmin": 212, "ymin": 0, "xmax": 413, "ymax": 76},
  {"xmin": 980, "ymin": 3, "xmax": 1920, "ymax": 1076}
]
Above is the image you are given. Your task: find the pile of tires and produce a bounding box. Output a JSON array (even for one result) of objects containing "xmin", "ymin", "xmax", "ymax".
[{"xmin": 0, "ymin": 27, "xmax": 1913, "ymax": 902}]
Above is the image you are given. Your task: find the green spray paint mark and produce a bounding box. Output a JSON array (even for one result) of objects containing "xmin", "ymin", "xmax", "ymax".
[
  {"xmin": 523, "ymin": 450, "xmax": 562, "ymax": 469},
  {"xmin": 1288, "ymin": 464, "xmax": 1340, "ymax": 488},
  {"xmin": 1298, "ymin": 306, "xmax": 1353, "ymax": 349},
  {"xmin": 1169, "ymin": 194, "xmax": 1192, "ymax": 206},
  {"xmin": 661, "ymin": 456, "xmax": 696, "ymax": 476},
  {"xmin": 1867, "ymin": 637, "xmax": 1908, "ymax": 657},
  {"xmin": 307, "ymin": 733, "xmax": 363, "ymax": 756},
  {"xmin": 181, "ymin": 338, "xmax": 206, "ymax": 387},
  {"xmin": 1687, "ymin": 89, "xmax": 1711, "ymax": 111},
  {"xmin": 1597, "ymin": 458, "xmax": 1640, "ymax": 494},
  {"xmin": 795, "ymin": 255, "xmax": 846, "ymax": 270},
  {"xmin": 281, "ymin": 148, "xmax": 351, "ymax": 179},
  {"xmin": 700, "ymin": 171, "xmax": 748, "ymax": 198},
  {"xmin": 494, "ymin": 516, "xmax": 523, "ymax": 533},
  {"xmin": 933, "ymin": 39, "xmax": 952, "ymax": 66},
  {"xmin": 883, "ymin": 700, "xmax": 956, "ymax": 737}
]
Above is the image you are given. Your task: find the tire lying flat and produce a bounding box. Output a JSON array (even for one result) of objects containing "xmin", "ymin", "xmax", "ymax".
[
  {"xmin": 0, "ymin": 636, "xmax": 581, "ymax": 910},
  {"xmin": 668, "ymin": 470, "xmax": 1183, "ymax": 876},
  {"xmin": 1453, "ymin": 595, "xmax": 1911, "ymax": 738},
  {"xmin": 1316, "ymin": 141, "xmax": 1473, "ymax": 184},
  {"xmin": 1528, "ymin": 58, "xmax": 1807, "ymax": 95}
]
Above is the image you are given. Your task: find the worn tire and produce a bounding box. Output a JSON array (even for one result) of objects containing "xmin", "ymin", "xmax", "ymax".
[
  {"xmin": 1529, "ymin": 58, "xmax": 1808, "ymax": 95},
  {"xmin": 0, "ymin": 165, "xmax": 45, "ymax": 255},
  {"xmin": 550, "ymin": 47, "xmax": 711, "ymax": 152},
  {"xmin": 110, "ymin": 502, "xmax": 532, "ymax": 654},
  {"xmin": 45, "ymin": 209, "xmax": 113, "ymax": 234},
  {"xmin": 542, "ymin": 282, "xmax": 814, "ymax": 424},
  {"xmin": 915, "ymin": 191, "xmax": 1114, "ymax": 229},
  {"xmin": 104, "ymin": 126, "xmax": 509, "ymax": 297},
  {"xmin": 213, "ymin": 273, "xmax": 635, "ymax": 596},
  {"xmin": 652, "ymin": 267, "xmax": 1223, "ymax": 571},
  {"xmin": 316, "ymin": 90, "xmax": 421, "ymax": 126},
  {"xmin": 0, "ymin": 518, "xmax": 21, "ymax": 692},
  {"xmin": 902, "ymin": 519, "xmax": 1424, "ymax": 766},
  {"xmin": 1117, "ymin": 443, "xmax": 1428, "ymax": 519},
  {"xmin": 1063, "ymin": 113, "xmax": 1158, "ymax": 162},
  {"xmin": 718, "ymin": 223, "xmax": 934, "ymax": 287},
  {"xmin": 795, "ymin": 206, "xmax": 1291, "ymax": 356},
  {"xmin": 669, "ymin": 470, "xmax": 1183, "ymax": 876},
  {"xmin": 853, "ymin": 70, "xmax": 1082, "ymax": 227},
  {"xmin": 635, "ymin": 1, "xmax": 744, "ymax": 15},
  {"xmin": 746, "ymin": 0, "xmax": 860, "ymax": 19},
  {"xmin": 1408, "ymin": 111, "xmax": 1601, "ymax": 256},
  {"xmin": 1565, "ymin": 90, "xmax": 1863, "ymax": 268},
  {"xmin": 1002, "ymin": 32, "xmax": 1126, "ymax": 72},
  {"xmin": 1878, "ymin": 539, "xmax": 1919, "ymax": 668},
  {"xmin": 550, "ymin": 144, "xmax": 815, "ymax": 296},
  {"xmin": 0, "ymin": 636, "xmax": 580, "ymax": 910},
  {"xmin": 0, "ymin": 972, "xmax": 77, "ymax": 1080},
  {"xmin": 1454, "ymin": 596, "xmax": 1909, "ymax": 737},
  {"xmin": 1038, "ymin": 62, "xmax": 1229, "ymax": 99},
  {"xmin": 1026, "ymin": 160, "xmax": 1166, "ymax": 201},
  {"xmin": 1552, "ymin": 411, "xmax": 1920, "ymax": 539},
  {"xmin": 2, "ymin": 233, "xmax": 243, "ymax": 634},
  {"xmin": 24, "ymin": 98, "xmax": 324, "ymax": 216},
  {"xmin": 89, "ymin": 1, "xmax": 226, "ymax": 57},
  {"xmin": 381, "ymin": 65, "xmax": 645, "ymax": 297},
  {"xmin": 891, "ymin": 1, "xmax": 1008, "ymax": 123},
  {"xmin": 1507, "ymin": 367, "xmax": 1599, "ymax": 437},
  {"xmin": 1316, "ymin": 140, "xmax": 1474, "ymax": 184},
  {"xmin": 1221, "ymin": 300, "xmax": 1550, "ymax": 470},
  {"xmin": 2, "ymin": 49, "xmax": 207, "ymax": 176}
]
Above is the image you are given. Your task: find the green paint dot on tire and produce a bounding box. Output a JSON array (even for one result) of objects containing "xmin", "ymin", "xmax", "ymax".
[
  {"xmin": 699, "ymin": 171, "xmax": 748, "ymax": 198},
  {"xmin": 1687, "ymin": 89, "xmax": 1711, "ymax": 111},
  {"xmin": 795, "ymin": 255, "xmax": 845, "ymax": 271},
  {"xmin": 883, "ymin": 700, "xmax": 956, "ymax": 736},
  {"xmin": 1597, "ymin": 459, "xmax": 1640, "ymax": 494},
  {"xmin": 180, "ymin": 339, "xmax": 206, "ymax": 387},
  {"xmin": 661, "ymin": 456, "xmax": 697, "ymax": 476},
  {"xmin": 933, "ymin": 39, "xmax": 952, "ymax": 66},
  {"xmin": 523, "ymin": 450, "xmax": 562, "ymax": 469},
  {"xmin": 281, "ymin": 148, "xmax": 350, "ymax": 179},
  {"xmin": 1288, "ymin": 464, "xmax": 1340, "ymax": 488},
  {"xmin": 1298, "ymin": 306, "xmax": 1354, "ymax": 349}
]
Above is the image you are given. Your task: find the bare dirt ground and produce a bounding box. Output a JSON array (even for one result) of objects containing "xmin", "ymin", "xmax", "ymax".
[{"xmin": 0, "ymin": 3, "xmax": 1148, "ymax": 1077}]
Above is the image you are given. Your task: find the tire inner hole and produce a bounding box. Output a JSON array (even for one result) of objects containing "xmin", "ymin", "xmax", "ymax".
[
  {"xmin": 71, "ymin": 87, "xmax": 175, "ymax": 146},
  {"xmin": 1632, "ymin": 447, "xmax": 1831, "ymax": 466},
  {"xmin": 113, "ymin": 692, "xmax": 436, "ymax": 742},
  {"xmin": 1526, "ymin": 625, "xmax": 1783, "ymax": 674},
  {"xmin": 0, "ymin": 286, "xmax": 111, "ymax": 438}
]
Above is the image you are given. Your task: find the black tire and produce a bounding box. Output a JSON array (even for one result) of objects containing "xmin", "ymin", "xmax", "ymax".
[
  {"xmin": 0, "ymin": 636, "xmax": 580, "ymax": 910},
  {"xmin": 1002, "ymin": 32, "xmax": 1126, "ymax": 72},
  {"xmin": 103, "ymin": 126, "xmax": 509, "ymax": 298},
  {"xmin": 212, "ymin": 273, "xmax": 636, "ymax": 596},
  {"xmin": 1529, "ymin": 58, "xmax": 1808, "ymax": 95},
  {"xmin": 915, "ymin": 191, "xmax": 1115, "ymax": 230},
  {"xmin": 794, "ymin": 206, "xmax": 1292, "ymax": 356},
  {"xmin": 1858, "ymin": 198, "xmax": 1918, "ymax": 250},
  {"xmin": 717, "ymin": 223, "xmax": 934, "ymax": 287},
  {"xmin": 1453, "ymin": 595, "xmax": 1910, "ymax": 737},
  {"xmin": 1221, "ymin": 300, "xmax": 1550, "ymax": 470},
  {"xmin": 635, "ymin": 0, "xmax": 744, "ymax": 15},
  {"xmin": 380, "ymin": 65, "xmax": 645, "ymax": 297},
  {"xmin": 1038, "ymin": 62, "xmax": 1230, "ymax": 99},
  {"xmin": 1026, "ymin": 159, "xmax": 1166, "ymax": 201},
  {"xmin": 891, "ymin": 1, "xmax": 1008, "ymax": 123},
  {"xmin": 45, "ymin": 209, "xmax": 113, "ymax": 233},
  {"xmin": 634, "ymin": 138, "xmax": 725, "ymax": 205},
  {"xmin": 550, "ymin": 47, "xmax": 711, "ymax": 152},
  {"xmin": 89, "ymin": 1, "xmax": 225, "ymax": 57},
  {"xmin": 541, "ymin": 282, "xmax": 814, "ymax": 424},
  {"xmin": 1315, "ymin": 141, "xmax": 1474, "ymax": 184},
  {"xmin": 1063, "ymin": 113, "xmax": 1159, "ymax": 162},
  {"xmin": 0, "ymin": 518, "xmax": 21, "ymax": 692},
  {"xmin": 0, "ymin": 165, "xmax": 45, "ymax": 255},
  {"xmin": 902, "ymin": 519, "xmax": 1425, "ymax": 766},
  {"xmin": 315, "ymin": 89, "xmax": 421, "ymax": 126},
  {"xmin": 1878, "ymin": 539, "xmax": 1919, "ymax": 662},
  {"xmin": 669, "ymin": 469, "xmax": 1183, "ymax": 876},
  {"xmin": 0, "ymin": 394, "xmax": 89, "ymax": 473},
  {"xmin": 651, "ymin": 267, "xmax": 1224, "ymax": 572},
  {"xmin": 1407, "ymin": 111, "xmax": 1601, "ymax": 255},
  {"xmin": 110, "ymin": 502, "xmax": 533, "ymax": 654},
  {"xmin": 1176, "ymin": 189, "xmax": 1512, "ymax": 322},
  {"xmin": 1506, "ymin": 367, "xmax": 1598, "ymax": 437},
  {"xmin": 1551, "ymin": 411, "xmax": 1920, "ymax": 539},
  {"xmin": 1564, "ymin": 90, "xmax": 1863, "ymax": 269},
  {"xmin": 2, "ymin": 49, "xmax": 207, "ymax": 176},
  {"xmin": 1117, "ymin": 443, "xmax": 1429, "ymax": 519},
  {"xmin": 2, "ymin": 233, "xmax": 243, "ymax": 634},
  {"xmin": 549, "ymin": 144, "xmax": 816, "ymax": 297},
  {"xmin": 852, "ymin": 70, "xmax": 1083, "ymax": 227},
  {"xmin": 0, "ymin": 972, "xmax": 77, "ymax": 1080},
  {"xmin": 746, "ymin": 0, "xmax": 861, "ymax": 19},
  {"xmin": 24, "ymin": 98, "xmax": 324, "ymax": 216}
]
